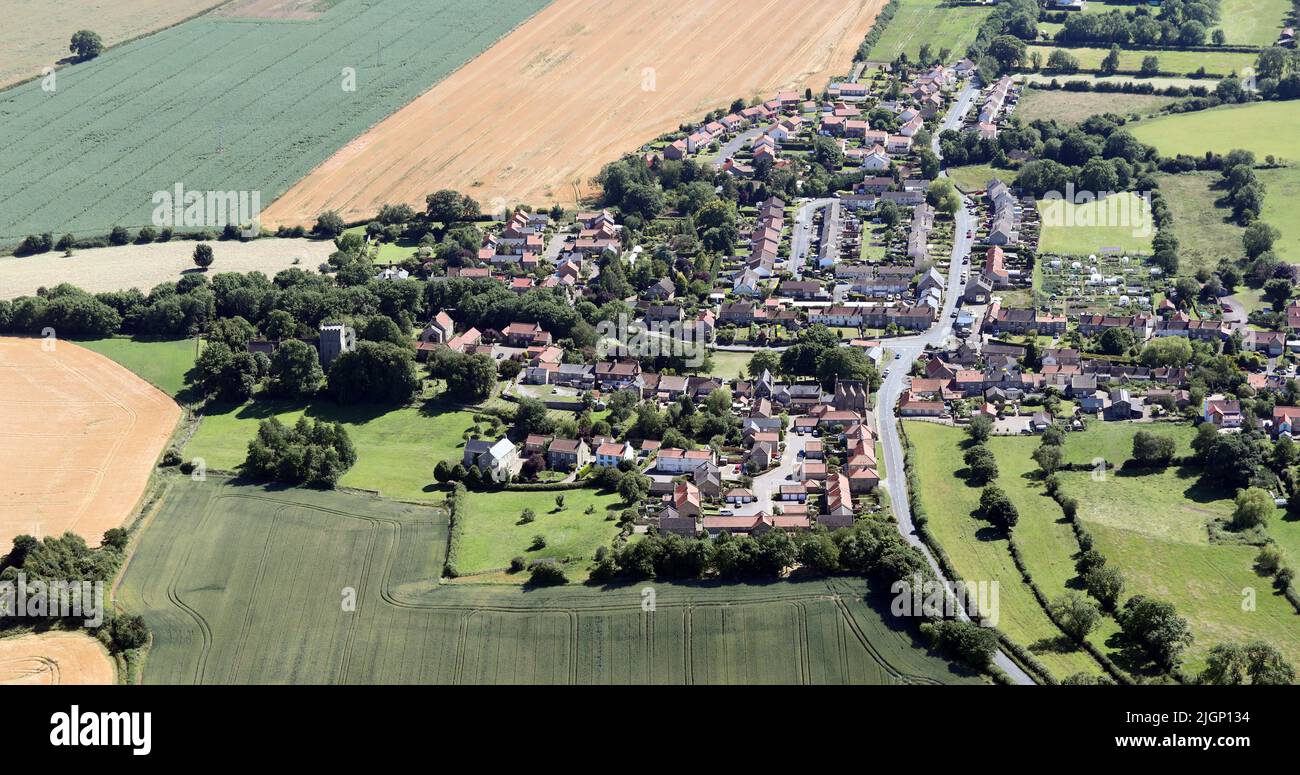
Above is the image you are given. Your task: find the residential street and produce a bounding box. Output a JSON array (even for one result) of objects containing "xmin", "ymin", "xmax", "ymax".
[
  {"xmin": 872, "ymin": 79, "xmax": 1038, "ymax": 685},
  {"xmin": 789, "ymin": 197, "xmax": 836, "ymax": 279},
  {"xmin": 734, "ymin": 425, "xmax": 808, "ymax": 517}
]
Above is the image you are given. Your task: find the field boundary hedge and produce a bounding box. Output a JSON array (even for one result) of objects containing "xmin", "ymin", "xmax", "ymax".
[{"xmin": 443, "ymin": 483, "xmax": 468, "ymax": 578}]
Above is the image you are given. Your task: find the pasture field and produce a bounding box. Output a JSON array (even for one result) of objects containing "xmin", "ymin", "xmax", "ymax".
[
  {"xmin": 1217, "ymin": 0, "xmax": 1291, "ymax": 47},
  {"xmin": 1016, "ymin": 88, "xmax": 1180, "ymax": 125},
  {"xmin": 1131, "ymin": 102, "xmax": 1300, "ymax": 264},
  {"xmin": 185, "ymin": 399, "xmax": 480, "ymax": 501},
  {"xmin": 1130, "ymin": 101, "xmax": 1300, "ymax": 160},
  {"xmin": 263, "ymin": 0, "xmax": 886, "ymax": 225},
  {"xmin": 117, "ymin": 476, "xmax": 986, "ymax": 684},
  {"xmin": 905, "ymin": 421, "xmax": 1110, "ymax": 680},
  {"xmin": 1058, "ymin": 421, "xmax": 1196, "ymax": 469},
  {"xmin": 1154, "ymin": 172, "xmax": 1246, "ymax": 274},
  {"xmin": 865, "ymin": 0, "xmax": 993, "ymax": 63},
  {"xmin": 0, "ymin": 632, "xmax": 116, "ymax": 685},
  {"xmin": 0, "ymin": 237, "xmax": 336, "ymax": 300},
  {"xmin": 77, "ymin": 337, "xmax": 198, "ymax": 399},
  {"xmin": 1036, "ymin": 192, "xmax": 1155, "ymax": 256},
  {"xmin": 456, "ymin": 488, "xmax": 626, "ymax": 580},
  {"xmin": 1058, "ymin": 467, "xmax": 1300, "ymax": 673},
  {"xmin": 0, "ymin": 0, "xmax": 551, "ymax": 243},
  {"xmin": 0, "ymin": 337, "xmax": 179, "ymax": 549},
  {"xmin": 0, "ymin": 1, "xmax": 225, "ymax": 90},
  {"xmin": 1024, "ymin": 46, "xmax": 1255, "ymax": 77}
]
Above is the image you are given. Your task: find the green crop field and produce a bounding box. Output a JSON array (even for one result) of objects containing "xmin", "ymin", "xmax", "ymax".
[
  {"xmin": 456, "ymin": 487, "xmax": 627, "ymax": 580},
  {"xmin": 118, "ymin": 476, "xmax": 987, "ymax": 684},
  {"xmin": 905, "ymin": 421, "xmax": 1110, "ymax": 681},
  {"xmin": 866, "ymin": 0, "xmax": 993, "ymax": 63},
  {"xmin": 0, "ymin": 0, "xmax": 550, "ymax": 243},
  {"xmin": 1036, "ymin": 192, "xmax": 1155, "ymax": 256},
  {"xmin": 185, "ymin": 399, "xmax": 481, "ymax": 501},
  {"xmin": 77, "ymin": 336, "xmax": 199, "ymax": 399},
  {"xmin": 1058, "ymin": 467, "xmax": 1300, "ymax": 673},
  {"xmin": 1131, "ymin": 102, "xmax": 1300, "ymax": 264},
  {"xmin": 1017, "ymin": 88, "xmax": 1180, "ymax": 125},
  {"xmin": 1025, "ymin": 45, "xmax": 1255, "ymax": 77}
]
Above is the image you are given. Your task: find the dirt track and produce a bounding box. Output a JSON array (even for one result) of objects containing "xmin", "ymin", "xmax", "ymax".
[
  {"xmin": 264, "ymin": 0, "xmax": 885, "ymax": 226},
  {"xmin": 0, "ymin": 632, "xmax": 115, "ymax": 685},
  {"xmin": 0, "ymin": 337, "xmax": 180, "ymax": 549}
]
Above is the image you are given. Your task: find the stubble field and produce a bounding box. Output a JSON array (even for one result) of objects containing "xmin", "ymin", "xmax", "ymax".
[
  {"xmin": 0, "ymin": 632, "xmax": 116, "ymax": 685},
  {"xmin": 0, "ymin": 337, "xmax": 180, "ymax": 549},
  {"xmin": 263, "ymin": 0, "xmax": 886, "ymax": 226}
]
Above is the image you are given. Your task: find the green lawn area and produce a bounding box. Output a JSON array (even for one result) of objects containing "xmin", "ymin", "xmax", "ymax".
[
  {"xmin": 946, "ymin": 163, "xmax": 1006, "ymax": 194},
  {"xmin": 1036, "ymin": 192, "xmax": 1155, "ymax": 256},
  {"xmin": 1058, "ymin": 466, "xmax": 1300, "ymax": 673},
  {"xmin": 1217, "ymin": 0, "xmax": 1291, "ymax": 46},
  {"xmin": 344, "ymin": 225, "xmax": 421, "ymax": 265},
  {"xmin": 1017, "ymin": 88, "xmax": 1179, "ymax": 125},
  {"xmin": 185, "ymin": 399, "xmax": 481, "ymax": 502},
  {"xmin": 709, "ymin": 350, "xmax": 752, "ymax": 381},
  {"xmin": 1025, "ymin": 45, "xmax": 1255, "ymax": 77},
  {"xmin": 77, "ymin": 336, "xmax": 198, "ymax": 399},
  {"xmin": 1258, "ymin": 165, "xmax": 1300, "ymax": 265},
  {"xmin": 906, "ymin": 421, "xmax": 1109, "ymax": 680},
  {"xmin": 1154, "ymin": 172, "xmax": 1246, "ymax": 275},
  {"xmin": 866, "ymin": 0, "xmax": 992, "ymax": 62},
  {"xmin": 456, "ymin": 487, "xmax": 626, "ymax": 581}
]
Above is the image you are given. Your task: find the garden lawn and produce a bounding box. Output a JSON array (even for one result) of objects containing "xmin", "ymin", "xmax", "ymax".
[
  {"xmin": 905, "ymin": 421, "xmax": 1108, "ymax": 680},
  {"xmin": 1058, "ymin": 466, "xmax": 1299, "ymax": 673},
  {"xmin": 708, "ymin": 350, "xmax": 753, "ymax": 382},
  {"xmin": 77, "ymin": 336, "xmax": 198, "ymax": 399},
  {"xmin": 1037, "ymin": 192, "xmax": 1155, "ymax": 256},
  {"xmin": 456, "ymin": 487, "xmax": 626, "ymax": 581},
  {"xmin": 185, "ymin": 399, "xmax": 480, "ymax": 501}
]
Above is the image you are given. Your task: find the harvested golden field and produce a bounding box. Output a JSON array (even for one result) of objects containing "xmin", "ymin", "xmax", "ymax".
[
  {"xmin": 0, "ymin": 0, "xmax": 225, "ymax": 90},
  {"xmin": 264, "ymin": 0, "xmax": 885, "ymax": 225},
  {"xmin": 0, "ymin": 337, "xmax": 180, "ymax": 549},
  {"xmin": 0, "ymin": 632, "xmax": 115, "ymax": 685},
  {"xmin": 0, "ymin": 238, "xmax": 335, "ymax": 300}
]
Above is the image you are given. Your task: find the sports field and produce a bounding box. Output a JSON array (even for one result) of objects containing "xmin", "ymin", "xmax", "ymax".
[
  {"xmin": 0, "ymin": 1, "xmax": 224, "ymax": 90},
  {"xmin": 0, "ymin": 337, "xmax": 180, "ymax": 549},
  {"xmin": 0, "ymin": 632, "xmax": 116, "ymax": 685},
  {"xmin": 263, "ymin": 0, "xmax": 886, "ymax": 225},
  {"xmin": 0, "ymin": 0, "xmax": 550, "ymax": 243},
  {"xmin": 865, "ymin": 0, "xmax": 992, "ymax": 63},
  {"xmin": 117, "ymin": 476, "xmax": 986, "ymax": 684},
  {"xmin": 1036, "ymin": 192, "xmax": 1155, "ymax": 256},
  {"xmin": 0, "ymin": 238, "xmax": 335, "ymax": 300}
]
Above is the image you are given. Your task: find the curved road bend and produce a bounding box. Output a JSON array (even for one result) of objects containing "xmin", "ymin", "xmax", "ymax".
[{"xmin": 874, "ymin": 80, "xmax": 1037, "ymax": 684}]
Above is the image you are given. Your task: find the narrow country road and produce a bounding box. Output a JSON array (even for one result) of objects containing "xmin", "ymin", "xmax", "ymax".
[{"xmin": 873, "ymin": 78, "xmax": 1037, "ymax": 685}]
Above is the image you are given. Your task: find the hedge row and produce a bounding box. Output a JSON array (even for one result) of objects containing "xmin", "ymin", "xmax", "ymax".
[
  {"xmin": 443, "ymin": 483, "xmax": 468, "ymax": 578},
  {"xmin": 1025, "ymin": 79, "xmax": 1212, "ymax": 98},
  {"xmin": 854, "ymin": 0, "xmax": 902, "ymax": 62}
]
